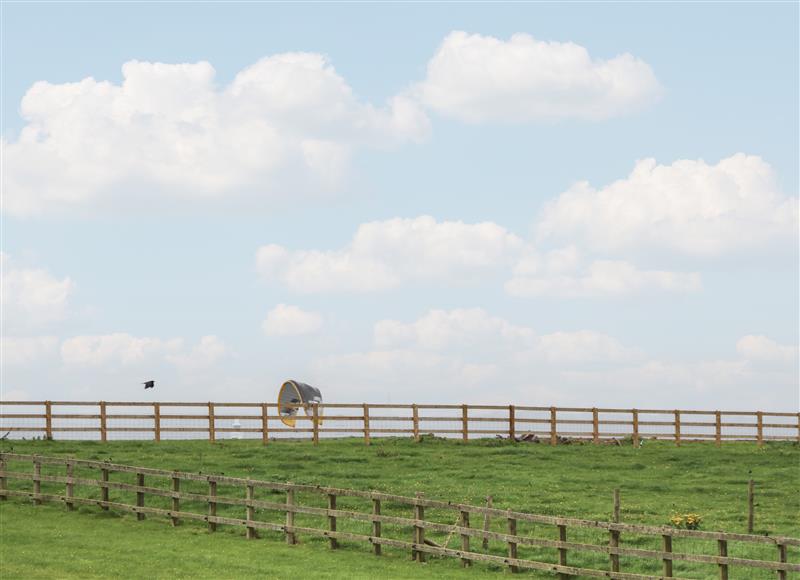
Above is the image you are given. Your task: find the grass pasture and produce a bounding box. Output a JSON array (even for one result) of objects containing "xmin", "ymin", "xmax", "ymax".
[{"xmin": 0, "ymin": 437, "xmax": 798, "ymax": 578}]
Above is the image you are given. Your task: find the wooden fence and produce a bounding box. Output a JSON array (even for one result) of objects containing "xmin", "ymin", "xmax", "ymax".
[
  {"xmin": 0, "ymin": 453, "xmax": 797, "ymax": 578},
  {"xmin": 1, "ymin": 401, "xmax": 798, "ymax": 446}
]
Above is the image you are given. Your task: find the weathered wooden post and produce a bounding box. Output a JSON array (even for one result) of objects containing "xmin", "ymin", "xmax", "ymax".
[
  {"xmin": 208, "ymin": 479, "xmax": 217, "ymax": 532},
  {"xmin": 0, "ymin": 456, "xmax": 6, "ymax": 502},
  {"xmin": 592, "ymin": 408, "xmax": 599, "ymax": 444},
  {"xmin": 718, "ymin": 539, "xmax": 729, "ymax": 579},
  {"xmin": 327, "ymin": 493, "xmax": 338, "ymax": 549},
  {"xmin": 261, "ymin": 403, "xmax": 269, "ymax": 445},
  {"xmin": 778, "ymin": 543, "xmax": 788, "ymax": 580},
  {"xmin": 101, "ymin": 465, "xmax": 109, "ymax": 510},
  {"xmin": 557, "ymin": 524, "xmax": 568, "ymax": 579},
  {"xmin": 550, "ymin": 407, "xmax": 558, "ymax": 446},
  {"xmin": 747, "ymin": 479, "xmax": 755, "ymax": 533},
  {"xmin": 363, "ymin": 403, "xmax": 370, "ymax": 446},
  {"xmin": 609, "ymin": 489, "xmax": 621, "ymax": 572},
  {"xmin": 99, "ymin": 401, "xmax": 108, "ymax": 442},
  {"xmin": 509, "ymin": 405, "xmax": 515, "ymax": 440},
  {"xmin": 208, "ymin": 403, "xmax": 215, "ymax": 443},
  {"xmin": 756, "ymin": 411, "xmax": 764, "ymax": 447},
  {"xmin": 171, "ymin": 475, "xmax": 180, "ymax": 526},
  {"xmin": 154, "ymin": 403, "xmax": 161, "ymax": 442},
  {"xmin": 507, "ymin": 512, "xmax": 518, "ymax": 573},
  {"xmin": 715, "ymin": 411, "xmax": 722, "ymax": 447},
  {"xmin": 246, "ymin": 483, "xmax": 257, "ymax": 539},
  {"xmin": 413, "ymin": 492, "xmax": 425, "ymax": 562},
  {"xmin": 674, "ymin": 410, "xmax": 681, "ymax": 447},
  {"xmin": 412, "ymin": 404, "xmax": 420, "ymax": 442},
  {"xmin": 285, "ymin": 488, "xmax": 297, "ymax": 545},
  {"xmin": 662, "ymin": 534, "xmax": 673, "ymax": 577},
  {"xmin": 65, "ymin": 462, "xmax": 74, "ymax": 511},
  {"xmin": 372, "ymin": 498, "xmax": 382, "ymax": 556},
  {"xmin": 33, "ymin": 458, "xmax": 42, "ymax": 505},
  {"xmin": 482, "ymin": 495, "xmax": 493, "ymax": 550},
  {"xmin": 136, "ymin": 472, "xmax": 145, "ymax": 520},
  {"xmin": 460, "ymin": 510, "xmax": 471, "ymax": 567},
  {"xmin": 313, "ymin": 404, "xmax": 320, "ymax": 446},
  {"xmin": 45, "ymin": 401, "xmax": 53, "ymax": 440},
  {"xmin": 461, "ymin": 404, "xmax": 469, "ymax": 442}
]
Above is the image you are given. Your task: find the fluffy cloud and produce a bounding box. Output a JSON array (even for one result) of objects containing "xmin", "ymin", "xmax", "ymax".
[
  {"xmin": 415, "ymin": 31, "xmax": 661, "ymax": 123},
  {"xmin": 61, "ymin": 333, "xmax": 184, "ymax": 366},
  {"xmin": 4, "ymin": 55, "xmax": 429, "ymax": 217},
  {"xmin": 256, "ymin": 216, "xmax": 524, "ymax": 293},
  {"xmin": 505, "ymin": 247, "xmax": 701, "ymax": 298},
  {"xmin": 1, "ymin": 336, "xmax": 59, "ymax": 366},
  {"xmin": 166, "ymin": 335, "xmax": 228, "ymax": 372},
  {"xmin": 375, "ymin": 308, "xmax": 535, "ymax": 350},
  {"xmin": 736, "ymin": 335, "xmax": 798, "ymax": 364},
  {"xmin": 312, "ymin": 309, "xmax": 640, "ymax": 401},
  {"xmin": 262, "ymin": 304, "xmax": 323, "ymax": 336},
  {"xmin": 1, "ymin": 253, "xmax": 74, "ymax": 328},
  {"xmin": 536, "ymin": 154, "xmax": 799, "ymax": 256}
]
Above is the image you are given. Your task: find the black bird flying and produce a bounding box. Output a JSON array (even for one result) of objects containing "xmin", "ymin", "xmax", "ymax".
[{"xmin": 143, "ymin": 380, "xmax": 155, "ymax": 390}]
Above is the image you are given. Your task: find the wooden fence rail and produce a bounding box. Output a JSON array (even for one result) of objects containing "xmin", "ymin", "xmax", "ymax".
[
  {"xmin": 1, "ymin": 401, "xmax": 798, "ymax": 447},
  {"xmin": 0, "ymin": 453, "xmax": 797, "ymax": 579}
]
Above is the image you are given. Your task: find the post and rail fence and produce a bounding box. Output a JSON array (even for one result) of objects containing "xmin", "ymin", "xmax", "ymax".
[
  {"xmin": 0, "ymin": 401, "xmax": 798, "ymax": 447},
  {"xmin": 0, "ymin": 453, "xmax": 797, "ymax": 579}
]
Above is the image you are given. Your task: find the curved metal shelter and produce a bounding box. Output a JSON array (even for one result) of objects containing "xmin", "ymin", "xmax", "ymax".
[{"xmin": 278, "ymin": 380, "xmax": 322, "ymax": 427}]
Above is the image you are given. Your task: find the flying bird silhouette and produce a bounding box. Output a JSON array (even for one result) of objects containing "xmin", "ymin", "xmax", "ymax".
[{"xmin": 143, "ymin": 380, "xmax": 155, "ymax": 390}]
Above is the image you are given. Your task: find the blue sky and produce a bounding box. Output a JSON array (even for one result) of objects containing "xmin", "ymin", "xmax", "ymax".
[{"xmin": 2, "ymin": 2, "xmax": 798, "ymax": 410}]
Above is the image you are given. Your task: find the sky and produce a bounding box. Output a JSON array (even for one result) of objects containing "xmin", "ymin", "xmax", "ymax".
[{"xmin": 1, "ymin": 2, "xmax": 798, "ymax": 410}]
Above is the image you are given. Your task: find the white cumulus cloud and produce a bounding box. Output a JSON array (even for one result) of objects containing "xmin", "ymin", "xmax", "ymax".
[
  {"xmin": 1, "ymin": 336, "xmax": 59, "ymax": 366},
  {"xmin": 1, "ymin": 253, "xmax": 74, "ymax": 328},
  {"xmin": 736, "ymin": 335, "xmax": 798, "ymax": 364},
  {"xmin": 505, "ymin": 246, "xmax": 700, "ymax": 298},
  {"xmin": 4, "ymin": 55, "xmax": 430, "ymax": 217},
  {"xmin": 61, "ymin": 333, "xmax": 184, "ymax": 367},
  {"xmin": 256, "ymin": 216, "xmax": 525, "ymax": 293},
  {"xmin": 262, "ymin": 304, "xmax": 323, "ymax": 336},
  {"xmin": 536, "ymin": 154, "xmax": 799, "ymax": 256},
  {"xmin": 415, "ymin": 31, "xmax": 661, "ymax": 123}
]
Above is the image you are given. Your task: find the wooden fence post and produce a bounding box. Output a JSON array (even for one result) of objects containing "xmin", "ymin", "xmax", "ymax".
[
  {"xmin": 550, "ymin": 407, "xmax": 558, "ymax": 446},
  {"xmin": 45, "ymin": 401, "xmax": 52, "ymax": 440},
  {"xmin": 797, "ymin": 413, "xmax": 800, "ymax": 444},
  {"xmin": 557, "ymin": 524, "xmax": 568, "ymax": 580},
  {"xmin": 363, "ymin": 404, "xmax": 370, "ymax": 446},
  {"xmin": 756, "ymin": 411, "xmax": 763, "ymax": 447},
  {"xmin": 208, "ymin": 403, "xmax": 215, "ymax": 443},
  {"xmin": 610, "ymin": 489, "xmax": 621, "ymax": 572},
  {"xmin": 507, "ymin": 513, "xmax": 518, "ymax": 573},
  {"xmin": 33, "ymin": 459, "xmax": 41, "ymax": 505},
  {"xmin": 674, "ymin": 410, "xmax": 681, "ymax": 447},
  {"xmin": 718, "ymin": 539, "xmax": 728, "ymax": 580},
  {"xmin": 101, "ymin": 466, "xmax": 109, "ymax": 510},
  {"xmin": 261, "ymin": 403, "xmax": 269, "ymax": 445},
  {"xmin": 482, "ymin": 495, "xmax": 492, "ymax": 550},
  {"xmin": 327, "ymin": 493, "xmax": 338, "ymax": 549},
  {"xmin": 778, "ymin": 543, "xmax": 787, "ymax": 580},
  {"xmin": 208, "ymin": 480, "xmax": 217, "ymax": 532},
  {"xmin": 662, "ymin": 534, "xmax": 673, "ymax": 577},
  {"xmin": 632, "ymin": 409, "xmax": 639, "ymax": 447},
  {"xmin": 285, "ymin": 488, "xmax": 296, "ymax": 545},
  {"xmin": 413, "ymin": 492, "xmax": 425, "ymax": 562},
  {"xmin": 171, "ymin": 475, "xmax": 180, "ymax": 526},
  {"xmin": 65, "ymin": 462, "xmax": 74, "ymax": 510},
  {"xmin": 246, "ymin": 483, "xmax": 257, "ymax": 539},
  {"xmin": 154, "ymin": 403, "xmax": 161, "ymax": 442},
  {"xmin": 509, "ymin": 405, "xmax": 515, "ymax": 440},
  {"xmin": 460, "ymin": 510, "xmax": 470, "ymax": 567},
  {"xmin": 461, "ymin": 404, "xmax": 469, "ymax": 442},
  {"xmin": 412, "ymin": 404, "xmax": 420, "ymax": 442},
  {"xmin": 592, "ymin": 408, "xmax": 599, "ymax": 444},
  {"xmin": 99, "ymin": 401, "xmax": 107, "ymax": 442},
  {"xmin": 372, "ymin": 499, "xmax": 382, "ymax": 556},
  {"xmin": 313, "ymin": 404, "xmax": 320, "ymax": 446},
  {"xmin": 0, "ymin": 456, "xmax": 6, "ymax": 502},
  {"xmin": 747, "ymin": 479, "xmax": 754, "ymax": 533},
  {"xmin": 136, "ymin": 473, "xmax": 145, "ymax": 521},
  {"xmin": 716, "ymin": 411, "xmax": 722, "ymax": 447}
]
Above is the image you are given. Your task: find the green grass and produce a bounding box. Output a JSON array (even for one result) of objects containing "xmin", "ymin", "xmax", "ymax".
[{"xmin": 1, "ymin": 437, "xmax": 798, "ymax": 578}]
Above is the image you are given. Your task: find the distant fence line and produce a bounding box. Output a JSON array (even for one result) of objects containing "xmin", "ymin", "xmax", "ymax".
[
  {"xmin": 1, "ymin": 452, "xmax": 797, "ymax": 578},
  {"xmin": 0, "ymin": 401, "xmax": 798, "ymax": 446}
]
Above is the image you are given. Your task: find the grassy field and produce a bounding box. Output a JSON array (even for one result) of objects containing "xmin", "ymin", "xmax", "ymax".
[{"xmin": 0, "ymin": 437, "xmax": 798, "ymax": 578}]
